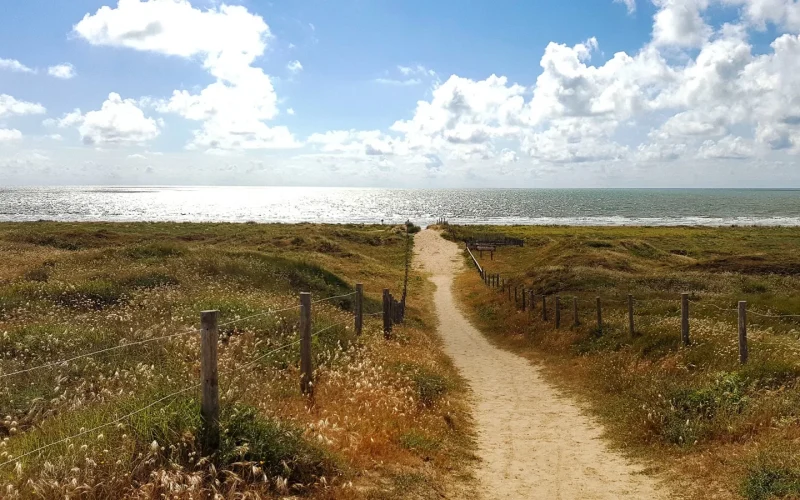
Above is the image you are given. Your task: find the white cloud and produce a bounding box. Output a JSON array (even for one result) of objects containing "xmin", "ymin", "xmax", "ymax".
[
  {"xmin": 287, "ymin": 60, "xmax": 303, "ymax": 73},
  {"xmin": 127, "ymin": 153, "xmax": 147, "ymax": 159},
  {"xmin": 0, "ymin": 58, "xmax": 35, "ymax": 73},
  {"xmin": 0, "ymin": 94, "xmax": 46, "ymax": 118},
  {"xmin": 376, "ymin": 65, "xmax": 437, "ymax": 86},
  {"xmin": 48, "ymin": 63, "xmax": 77, "ymax": 79},
  {"xmin": 74, "ymin": 0, "xmax": 299, "ymax": 151},
  {"xmin": 375, "ymin": 78, "xmax": 421, "ymax": 86},
  {"xmin": 55, "ymin": 92, "xmax": 161, "ymax": 146},
  {"xmin": 697, "ymin": 135, "xmax": 755, "ymax": 159},
  {"xmin": 615, "ymin": 0, "xmax": 637, "ymax": 13},
  {"xmin": 287, "ymin": 108, "xmax": 295, "ymax": 116},
  {"xmin": 652, "ymin": 0, "xmax": 712, "ymax": 48},
  {"xmin": 0, "ymin": 129, "xmax": 23, "ymax": 142}
]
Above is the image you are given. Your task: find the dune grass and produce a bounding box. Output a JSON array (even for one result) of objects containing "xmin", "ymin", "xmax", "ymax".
[
  {"xmin": 443, "ymin": 224, "xmax": 800, "ymax": 500},
  {"xmin": 0, "ymin": 222, "xmax": 474, "ymax": 499}
]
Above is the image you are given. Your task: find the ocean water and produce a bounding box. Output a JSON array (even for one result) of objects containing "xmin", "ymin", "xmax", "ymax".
[{"xmin": 0, "ymin": 186, "xmax": 799, "ymax": 226}]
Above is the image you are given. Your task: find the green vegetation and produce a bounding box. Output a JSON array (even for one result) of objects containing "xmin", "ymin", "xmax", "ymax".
[
  {"xmin": 448, "ymin": 224, "xmax": 800, "ymax": 499},
  {"xmin": 0, "ymin": 222, "xmax": 474, "ymax": 498}
]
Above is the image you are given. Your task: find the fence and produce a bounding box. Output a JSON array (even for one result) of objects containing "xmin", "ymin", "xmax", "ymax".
[
  {"xmin": 0, "ymin": 282, "xmax": 407, "ymax": 468},
  {"xmin": 472, "ymin": 257, "xmax": 800, "ymax": 366}
]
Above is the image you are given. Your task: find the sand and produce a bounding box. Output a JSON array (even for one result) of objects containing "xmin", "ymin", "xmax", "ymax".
[{"xmin": 414, "ymin": 229, "xmax": 668, "ymax": 499}]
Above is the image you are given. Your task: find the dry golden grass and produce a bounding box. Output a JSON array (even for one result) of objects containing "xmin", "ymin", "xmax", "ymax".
[
  {"xmin": 446, "ymin": 224, "xmax": 800, "ymax": 500},
  {"xmin": 0, "ymin": 222, "xmax": 474, "ymax": 499}
]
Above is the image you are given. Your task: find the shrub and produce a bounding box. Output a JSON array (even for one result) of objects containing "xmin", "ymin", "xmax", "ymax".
[{"xmin": 219, "ymin": 405, "xmax": 335, "ymax": 484}]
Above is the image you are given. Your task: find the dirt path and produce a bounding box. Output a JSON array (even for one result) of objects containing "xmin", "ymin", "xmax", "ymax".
[{"xmin": 414, "ymin": 229, "xmax": 667, "ymax": 499}]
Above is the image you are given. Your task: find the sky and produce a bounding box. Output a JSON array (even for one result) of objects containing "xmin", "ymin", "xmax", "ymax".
[{"xmin": 1, "ymin": 0, "xmax": 800, "ymax": 188}]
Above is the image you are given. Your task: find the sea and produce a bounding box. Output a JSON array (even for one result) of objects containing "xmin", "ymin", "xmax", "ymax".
[{"xmin": 1, "ymin": 186, "xmax": 799, "ymax": 227}]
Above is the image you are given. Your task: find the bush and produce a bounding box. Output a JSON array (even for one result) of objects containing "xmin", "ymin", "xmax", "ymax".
[{"xmin": 220, "ymin": 405, "xmax": 335, "ymax": 485}]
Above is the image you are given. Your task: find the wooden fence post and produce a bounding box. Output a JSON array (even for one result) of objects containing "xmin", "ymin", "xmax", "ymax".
[
  {"xmin": 355, "ymin": 283, "xmax": 363, "ymax": 336},
  {"xmin": 681, "ymin": 293, "xmax": 690, "ymax": 346},
  {"xmin": 628, "ymin": 294, "xmax": 635, "ymax": 337},
  {"xmin": 508, "ymin": 285, "xmax": 511, "ymax": 301},
  {"xmin": 555, "ymin": 296, "xmax": 561, "ymax": 329},
  {"xmin": 300, "ymin": 293, "xmax": 313, "ymax": 395},
  {"xmin": 522, "ymin": 288, "xmax": 526, "ymax": 311},
  {"xmin": 542, "ymin": 295, "xmax": 547, "ymax": 321},
  {"xmin": 200, "ymin": 310, "xmax": 220, "ymax": 453},
  {"xmin": 514, "ymin": 287, "xmax": 518, "ymax": 303},
  {"xmin": 573, "ymin": 297, "xmax": 579, "ymax": 327},
  {"xmin": 530, "ymin": 290, "xmax": 535, "ymax": 311},
  {"xmin": 383, "ymin": 289, "xmax": 391, "ymax": 338},
  {"xmin": 596, "ymin": 297, "xmax": 602, "ymax": 334},
  {"xmin": 739, "ymin": 301, "xmax": 748, "ymax": 364}
]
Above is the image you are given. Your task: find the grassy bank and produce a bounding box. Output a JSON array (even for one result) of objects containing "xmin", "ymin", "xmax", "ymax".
[
  {"xmin": 0, "ymin": 222, "xmax": 474, "ymax": 499},
  {"xmin": 443, "ymin": 224, "xmax": 800, "ymax": 500}
]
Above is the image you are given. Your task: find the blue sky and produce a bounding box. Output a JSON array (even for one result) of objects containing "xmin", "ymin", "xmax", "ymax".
[{"xmin": 2, "ymin": 0, "xmax": 800, "ymax": 187}]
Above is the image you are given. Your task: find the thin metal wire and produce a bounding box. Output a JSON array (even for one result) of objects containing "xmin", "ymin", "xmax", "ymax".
[
  {"xmin": 217, "ymin": 303, "xmax": 302, "ymax": 328},
  {"xmin": 234, "ymin": 317, "xmax": 352, "ymax": 373},
  {"xmin": 0, "ymin": 327, "xmax": 200, "ymax": 379},
  {"xmin": 687, "ymin": 301, "xmax": 739, "ymax": 313},
  {"xmin": 747, "ymin": 309, "xmax": 800, "ymax": 319},
  {"xmin": 0, "ymin": 383, "xmax": 199, "ymax": 469},
  {"xmin": 311, "ymin": 318, "xmax": 352, "ymax": 338},
  {"xmin": 310, "ymin": 291, "xmax": 356, "ymax": 305},
  {"xmin": 236, "ymin": 338, "xmax": 303, "ymax": 372},
  {"xmin": 1, "ymin": 304, "xmax": 303, "ymax": 379}
]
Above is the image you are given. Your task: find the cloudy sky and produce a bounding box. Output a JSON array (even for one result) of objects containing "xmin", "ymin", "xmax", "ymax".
[{"xmin": 2, "ymin": 0, "xmax": 800, "ymax": 187}]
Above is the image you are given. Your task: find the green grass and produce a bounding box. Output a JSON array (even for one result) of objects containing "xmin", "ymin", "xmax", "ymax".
[
  {"xmin": 448, "ymin": 224, "xmax": 800, "ymax": 499},
  {"xmin": 0, "ymin": 221, "xmax": 475, "ymax": 499}
]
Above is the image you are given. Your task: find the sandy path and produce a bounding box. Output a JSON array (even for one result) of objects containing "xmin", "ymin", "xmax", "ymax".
[{"xmin": 414, "ymin": 229, "xmax": 667, "ymax": 500}]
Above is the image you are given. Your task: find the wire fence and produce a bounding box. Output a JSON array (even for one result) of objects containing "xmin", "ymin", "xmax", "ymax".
[
  {"xmin": 470, "ymin": 247, "xmax": 800, "ymax": 365},
  {"xmin": 0, "ymin": 283, "xmax": 407, "ymax": 471}
]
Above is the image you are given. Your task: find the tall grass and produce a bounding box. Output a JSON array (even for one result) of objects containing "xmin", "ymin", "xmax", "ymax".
[
  {"xmin": 448, "ymin": 224, "xmax": 800, "ymax": 500},
  {"xmin": 0, "ymin": 222, "xmax": 474, "ymax": 498}
]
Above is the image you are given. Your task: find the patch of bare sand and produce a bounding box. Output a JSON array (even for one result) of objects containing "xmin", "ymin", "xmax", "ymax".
[{"xmin": 414, "ymin": 229, "xmax": 669, "ymax": 499}]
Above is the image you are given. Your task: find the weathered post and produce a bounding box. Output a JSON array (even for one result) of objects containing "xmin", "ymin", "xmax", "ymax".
[
  {"xmin": 681, "ymin": 293, "xmax": 690, "ymax": 346},
  {"xmin": 573, "ymin": 297, "xmax": 580, "ymax": 327},
  {"xmin": 628, "ymin": 294, "xmax": 635, "ymax": 337},
  {"xmin": 522, "ymin": 287, "xmax": 526, "ymax": 311},
  {"xmin": 530, "ymin": 290, "xmax": 535, "ymax": 311},
  {"xmin": 383, "ymin": 289, "xmax": 391, "ymax": 338},
  {"xmin": 739, "ymin": 301, "xmax": 748, "ymax": 364},
  {"xmin": 300, "ymin": 293, "xmax": 313, "ymax": 395},
  {"xmin": 514, "ymin": 287, "xmax": 518, "ymax": 303},
  {"xmin": 200, "ymin": 310, "xmax": 220, "ymax": 453},
  {"xmin": 508, "ymin": 284, "xmax": 511, "ymax": 301},
  {"xmin": 596, "ymin": 297, "xmax": 602, "ymax": 334},
  {"xmin": 355, "ymin": 283, "xmax": 363, "ymax": 336},
  {"xmin": 555, "ymin": 296, "xmax": 561, "ymax": 328},
  {"xmin": 541, "ymin": 295, "xmax": 547, "ymax": 321}
]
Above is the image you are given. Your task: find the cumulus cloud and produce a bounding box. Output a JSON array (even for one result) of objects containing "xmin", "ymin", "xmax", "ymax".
[
  {"xmin": 0, "ymin": 94, "xmax": 46, "ymax": 118},
  {"xmin": 74, "ymin": 0, "xmax": 299, "ymax": 151},
  {"xmin": 54, "ymin": 92, "xmax": 161, "ymax": 146},
  {"xmin": 0, "ymin": 129, "xmax": 23, "ymax": 142},
  {"xmin": 0, "ymin": 58, "xmax": 35, "ymax": 73},
  {"xmin": 301, "ymin": 0, "xmax": 800, "ymax": 176},
  {"xmin": 48, "ymin": 63, "xmax": 77, "ymax": 79},
  {"xmin": 652, "ymin": 0, "xmax": 712, "ymax": 48}
]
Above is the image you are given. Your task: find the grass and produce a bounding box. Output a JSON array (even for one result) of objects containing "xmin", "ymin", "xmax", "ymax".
[
  {"xmin": 444, "ymin": 224, "xmax": 800, "ymax": 499},
  {"xmin": 0, "ymin": 222, "xmax": 475, "ymax": 498}
]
